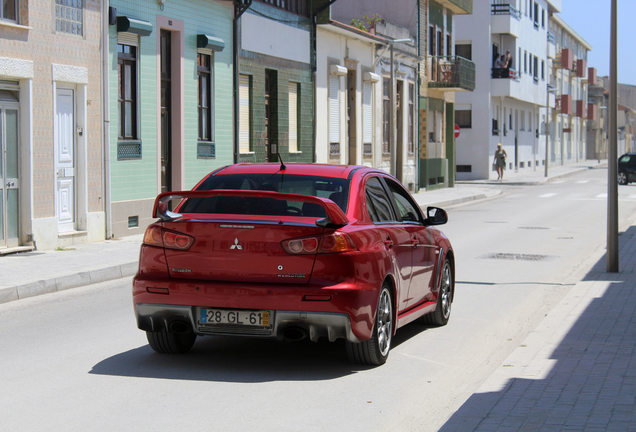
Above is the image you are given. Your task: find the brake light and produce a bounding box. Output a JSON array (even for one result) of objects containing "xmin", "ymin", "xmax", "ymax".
[
  {"xmin": 281, "ymin": 236, "xmax": 319, "ymax": 255},
  {"xmin": 319, "ymin": 232, "xmax": 358, "ymax": 253},
  {"xmin": 143, "ymin": 226, "xmax": 195, "ymax": 250},
  {"xmin": 281, "ymin": 232, "xmax": 357, "ymax": 255}
]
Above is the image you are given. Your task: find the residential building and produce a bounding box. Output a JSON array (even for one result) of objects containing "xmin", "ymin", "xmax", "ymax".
[
  {"xmin": 455, "ymin": 0, "xmax": 561, "ymax": 180},
  {"xmin": 587, "ymin": 75, "xmax": 607, "ymax": 160},
  {"xmin": 236, "ymin": 0, "xmax": 314, "ymax": 165},
  {"xmin": 549, "ymin": 13, "xmax": 593, "ymax": 167},
  {"xmin": 315, "ymin": 19, "xmax": 385, "ymax": 169},
  {"xmin": 324, "ymin": 0, "xmax": 475, "ymax": 191},
  {"xmin": 107, "ymin": 0, "xmax": 233, "ymax": 238},
  {"xmin": 0, "ymin": 0, "xmax": 104, "ymax": 251}
]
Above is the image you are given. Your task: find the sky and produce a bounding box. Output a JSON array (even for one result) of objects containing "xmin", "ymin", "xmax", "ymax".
[{"xmin": 558, "ymin": 0, "xmax": 636, "ymax": 85}]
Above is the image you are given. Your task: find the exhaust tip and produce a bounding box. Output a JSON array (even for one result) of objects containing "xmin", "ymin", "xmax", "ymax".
[
  {"xmin": 169, "ymin": 321, "xmax": 191, "ymax": 334},
  {"xmin": 282, "ymin": 327, "xmax": 308, "ymax": 342}
]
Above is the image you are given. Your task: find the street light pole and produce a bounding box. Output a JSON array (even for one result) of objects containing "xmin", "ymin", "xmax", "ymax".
[{"xmin": 607, "ymin": 0, "xmax": 619, "ymax": 272}]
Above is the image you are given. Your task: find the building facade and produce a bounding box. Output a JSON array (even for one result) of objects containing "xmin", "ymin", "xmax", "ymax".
[
  {"xmin": 325, "ymin": 0, "xmax": 474, "ymax": 191},
  {"xmin": 237, "ymin": 1, "xmax": 314, "ymax": 165},
  {"xmin": 0, "ymin": 0, "xmax": 104, "ymax": 252},
  {"xmin": 107, "ymin": 0, "xmax": 233, "ymax": 239},
  {"xmin": 455, "ymin": 0, "xmax": 563, "ymax": 180},
  {"xmin": 548, "ymin": 14, "xmax": 593, "ymax": 168}
]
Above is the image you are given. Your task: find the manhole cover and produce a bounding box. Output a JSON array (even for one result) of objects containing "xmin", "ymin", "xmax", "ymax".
[
  {"xmin": 480, "ymin": 253, "xmax": 555, "ymax": 261},
  {"xmin": 518, "ymin": 227, "xmax": 549, "ymax": 230}
]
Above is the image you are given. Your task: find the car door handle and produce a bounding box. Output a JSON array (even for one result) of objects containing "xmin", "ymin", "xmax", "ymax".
[
  {"xmin": 411, "ymin": 238, "xmax": 419, "ymax": 248},
  {"xmin": 384, "ymin": 238, "xmax": 394, "ymax": 249}
]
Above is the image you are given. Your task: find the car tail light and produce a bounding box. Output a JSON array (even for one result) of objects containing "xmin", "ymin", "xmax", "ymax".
[
  {"xmin": 319, "ymin": 232, "xmax": 357, "ymax": 253},
  {"xmin": 281, "ymin": 236, "xmax": 319, "ymax": 255},
  {"xmin": 281, "ymin": 232, "xmax": 357, "ymax": 255},
  {"xmin": 143, "ymin": 226, "xmax": 195, "ymax": 250}
]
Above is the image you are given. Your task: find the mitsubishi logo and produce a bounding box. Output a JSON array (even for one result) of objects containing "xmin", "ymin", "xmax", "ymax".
[{"xmin": 230, "ymin": 238, "xmax": 243, "ymax": 250}]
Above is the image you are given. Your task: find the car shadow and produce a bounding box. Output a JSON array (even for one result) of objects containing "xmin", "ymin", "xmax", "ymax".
[
  {"xmin": 91, "ymin": 315, "xmax": 434, "ymax": 382},
  {"xmin": 90, "ymin": 336, "xmax": 376, "ymax": 382}
]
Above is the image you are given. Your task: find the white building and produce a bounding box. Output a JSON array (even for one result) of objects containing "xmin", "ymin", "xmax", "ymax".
[
  {"xmin": 549, "ymin": 14, "xmax": 592, "ymax": 167},
  {"xmin": 315, "ymin": 19, "xmax": 420, "ymax": 190},
  {"xmin": 454, "ymin": 0, "xmax": 562, "ymax": 180}
]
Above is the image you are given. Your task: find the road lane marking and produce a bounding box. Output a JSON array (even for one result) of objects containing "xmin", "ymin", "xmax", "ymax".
[
  {"xmin": 539, "ymin": 193, "xmax": 557, "ymax": 198},
  {"xmin": 576, "ymin": 180, "xmax": 589, "ymax": 184},
  {"xmin": 596, "ymin": 193, "xmax": 608, "ymax": 198}
]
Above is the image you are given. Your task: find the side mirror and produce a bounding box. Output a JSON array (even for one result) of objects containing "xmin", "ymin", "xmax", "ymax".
[{"xmin": 424, "ymin": 206, "xmax": 448, "ymax": 226}]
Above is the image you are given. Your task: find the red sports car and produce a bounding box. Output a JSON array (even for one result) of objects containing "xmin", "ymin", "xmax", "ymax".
[{"xmin": 133, "ymin": 163, "xmax": 454, "ymax": 365}]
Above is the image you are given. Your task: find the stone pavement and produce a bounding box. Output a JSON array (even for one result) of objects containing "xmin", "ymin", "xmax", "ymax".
[
  {"xmin": 0, "ymin": 159, "xmax": 606, "ymax": 306},
  {"xmin": 439, "ymin": 223, "xmax": 636, "ymax": 431}
]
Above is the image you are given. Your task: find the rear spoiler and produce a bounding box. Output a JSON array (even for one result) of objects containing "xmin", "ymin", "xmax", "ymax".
[{"xmin": 152, "ymin": 190, "xmax": 349, "ymax": 228}]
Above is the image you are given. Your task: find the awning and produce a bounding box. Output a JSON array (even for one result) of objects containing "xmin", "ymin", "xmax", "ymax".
[
  {"xmin": 117, "ymin": 16, "xmax": 153, "ymax": 37},
  {"xmin": 197, "ymin": 34, "xmax": 225, "ymax": 52}
]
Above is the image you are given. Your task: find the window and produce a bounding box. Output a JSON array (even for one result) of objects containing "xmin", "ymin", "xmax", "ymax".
[
  {"xmin": 541, "ymin": 8, "xmax": 545, "ymax": 28},
  {"xmin": 446, "ymin": 34, "xmax": 452, "ymax": 56},
  {"xmin": 533, "ymin": 55, "xmax": 539, "ymax": 81},
  {"xmin": 288, "ymin": 82, "xmax": 299, "ymax": 152},
  {"xmin": 455, "ymin": 43, "xmax": 472, "ymax": 60},
  {"xmin": 382, "ymin": 78, "xmax": 390, "ymax": 154},
  {"xmin": 238, "ymin": 74, "xmax": 251, "ymax": 153},
  {"xmin": 520, "ymin": 110, "xmax": 525, "ymax": 131},
  {"xmin": 329, "ymin": 74, "xmax": 340, "ymax": 156},
  {"xmin": 197, "ymin": 53, "xmax": 213, "ymax": 142},
  {"xmin": 1, "ymin": 0, "xmax": 17, "ymax": 21},
  {"xmin": 456, "ymin": 109, "xmax": 472, "ymax": 128},
  {"xmin": 524, "ymin": 51, "xmax": 528, "ymax": 74},
  {"xmin": 365, "ymin": 177, "xmax": 395, "ymax": 223},
  {"xmin": 385, "ymin": 178, "xmax": 422, "ymax": 223},
  {"xmin": 55, "ymin": 0, "xmax": 83, "ymax": 36},
  {"xmin": 541, "ymin": 59, "xmax": 545, "ymax": 80},
  {"xmin": 117, "ymin": 43, "xmax": 138, "ymax": 140},
  {"xmin": 362, "ymin": 81, "xmax": 373, "ymax": 155},
  {"xmin": 493, "ymin": 105, "xmax": 499, "ymax": 135},
  {"xmin": 534, "ymin": 2, "xmax": 539, "ymax": 28},
  {"xmin": 254, "ymin": 0, "xmax": 309, "ymax": 17},
  {"xmin": 408, "ymin": 83, "xmax": 414, "ymax": 154}
]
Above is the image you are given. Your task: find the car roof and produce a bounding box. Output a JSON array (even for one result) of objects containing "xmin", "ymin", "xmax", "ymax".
[{"xmin": 213, "ymin": 163, "xmax": 385, "ymax": 179}]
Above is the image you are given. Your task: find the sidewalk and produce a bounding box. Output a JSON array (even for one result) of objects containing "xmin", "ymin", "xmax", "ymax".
[
  {"xmin": 0, "ymin": 160, "xmax": 604, "ymax": 305},
  {"xmin": 439, "ymin": 223, "xmax": 636, "ymax": 431}
]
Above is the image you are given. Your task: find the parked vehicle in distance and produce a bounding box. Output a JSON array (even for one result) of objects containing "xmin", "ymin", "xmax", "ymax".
[
  {"xmin": 618, "ymin": 153, "xmax": 636, "ymax": 185},
  {"xmin": 133, "ymin": 163, "xmax": 455, "ymax": 365}
]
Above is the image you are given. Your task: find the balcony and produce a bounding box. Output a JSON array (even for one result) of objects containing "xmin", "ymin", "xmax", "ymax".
[
  {"xmin": 575, "ymin": 59, "xmax": 587, "ymax": 78},
  {"xmin": 576, "ymin": 100, "xmax": 587, "ymax": 118},
  {"xmin": 428, "ymin": 56, "xmax": 476, "ymax": 92},
  {"xmin": 588, "ymin": 67, "xmax": 598, "ymax": 85},
  {"xmin": 491, "ymin": 2, "xmax": 522, "ymax": 37},
  {"xmin": 557, "ymin": 48, "xmax": 573, "ymax": 70},
  {"xmin": 558, "ymin": 94, "xmax": 572, "ymax": 115},
  {"xmin": 587, "ymin": 104, "xmax": 598, "ymax": 121}
]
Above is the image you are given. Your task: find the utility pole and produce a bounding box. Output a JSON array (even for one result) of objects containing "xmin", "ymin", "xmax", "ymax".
[{"xmin": 607, "ymin": 0, "xmax": 619, "ymax": 272}]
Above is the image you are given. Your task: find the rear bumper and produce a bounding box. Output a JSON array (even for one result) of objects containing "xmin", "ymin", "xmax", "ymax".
[
  {"xmin": 135, "ymin": 303, "xmax": 361, "ymax": 343},
  {"xmin": 133, "ymin": 275, "xmax": 377, "ymax": 341}
]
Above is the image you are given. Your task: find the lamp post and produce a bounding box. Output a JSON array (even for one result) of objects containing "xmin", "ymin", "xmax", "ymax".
[{"xmin": 607, "ymin": 0, "xmax": 618, "ymax": 272}]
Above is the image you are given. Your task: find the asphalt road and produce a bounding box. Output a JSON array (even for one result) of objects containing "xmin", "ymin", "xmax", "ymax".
[{"xmin": 2, "ymin": 167, "xmax": 635, "ymax": 432}]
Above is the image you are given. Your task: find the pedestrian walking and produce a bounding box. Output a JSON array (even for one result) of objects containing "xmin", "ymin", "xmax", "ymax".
[{"xmin": 493, "ymin": 143, "xmax": 507, "ymax": 181}]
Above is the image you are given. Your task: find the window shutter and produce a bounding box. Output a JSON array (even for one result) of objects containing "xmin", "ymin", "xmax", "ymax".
[
  {"xmin": 329, "ymin": 75, "xmax": 340, "ymax": 143},
  {"xmin": 239, "ymin": 74, "xmax": 250, "ymax": 153},
  {"xmin": 288, "ymin": 82, "xmax": 298, "ymax": 152},
  {"xmin": 363, "ymin": 81, "xmax": 372, "ymax": 144}
]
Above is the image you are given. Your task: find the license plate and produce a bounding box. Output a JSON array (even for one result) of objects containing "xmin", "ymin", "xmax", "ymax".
[{"xmin": 200, "ymin": 308, "xmax": 271, "ymax": 327}]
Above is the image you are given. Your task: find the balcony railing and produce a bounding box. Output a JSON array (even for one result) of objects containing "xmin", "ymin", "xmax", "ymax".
[
  {"xmin": 491, "ymin": 67, "xmax": 520, "ymax": 80},
  {"xmin": 491, "ymin": 1, "xmax": 522, "ymax": 20},
  {"xmin": 428, "ymin": 56, "xmax": 476, "ymax": 91}
]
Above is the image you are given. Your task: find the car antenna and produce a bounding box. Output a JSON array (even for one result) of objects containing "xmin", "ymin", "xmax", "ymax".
[{"xmin": 278, "ymin": 153, "xmax": 286, "ymax": 171}]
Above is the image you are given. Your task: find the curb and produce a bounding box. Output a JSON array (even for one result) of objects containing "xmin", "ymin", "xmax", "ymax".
[{"xmin": 0, "ymin": 262, "xmax": 138, "ymax": 304}]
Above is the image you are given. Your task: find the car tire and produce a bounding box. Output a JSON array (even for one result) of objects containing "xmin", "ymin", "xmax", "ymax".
[
  {"xmin": 146, "ymin": 328, "xmax": 197, "ymax": 354},
  {"xmin": 618, "ymin": 171, "xmax": 628, "ymax": 185},
  {"xmin": 419, "ymin": 259, "xmax": 453, "ymax": 327},
  {"xmin": 346, "ymin": 285, "xmax": 393, "ymax": 365}
]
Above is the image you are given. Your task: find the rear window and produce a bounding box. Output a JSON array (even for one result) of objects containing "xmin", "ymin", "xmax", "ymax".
[{"xmin": 180, "ymin": 174, "xmax": 350, "ymax": 217}]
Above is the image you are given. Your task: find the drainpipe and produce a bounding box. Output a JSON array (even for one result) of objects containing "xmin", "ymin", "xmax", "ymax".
[{"xmin": 102, "ymin": 0, "xmax": 112, "ymax": 239}]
